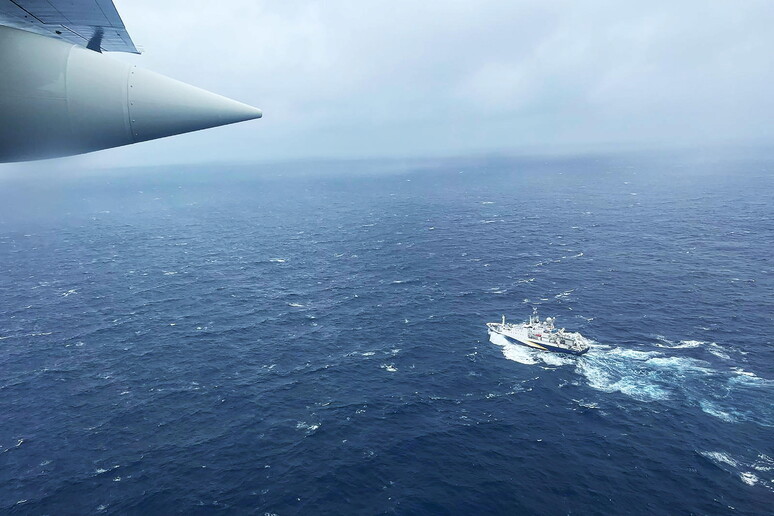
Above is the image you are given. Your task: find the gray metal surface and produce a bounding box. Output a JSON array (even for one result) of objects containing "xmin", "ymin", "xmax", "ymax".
[
  {"xmin": 0, "ymin": 25, "xmax": 261, "ymax": 162},
  {"xmin": 0, "ymin": 0, "xmax": 138, "ymax": 53}
]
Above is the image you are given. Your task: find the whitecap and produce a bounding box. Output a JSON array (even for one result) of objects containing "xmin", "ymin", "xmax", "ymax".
[
  {"xmin": 296, "ymin": 421, "xmax": 320, "ymax": 433},
  {"xmin": 700, "ymin": 401, "xmax": 738, "ymax": 423},
  {"xmin": 381, "ymin": 364, "xmax": 398, "ymax": 372},
  {"xmin": 732, "ymin": 367, "xmax": 755, "ymax": 377},
  {"xmin": 701, "ymin": 451, "xmax": 739, "ymax": 467},
  {"xmin": 655, "ymin": 339, "xmax": 704, "ymax": 349},
  {"xmin": 288, "ymin": 303, "xmax": 305, "ymax": 308},
  {"xmin": 752, "ymin": 454, "xmax": 774, "ymax": 472},
  {"xmin": 269, "ymin": 258, "xmax": 286, "ymax": 263},
  {"xmin": 654, "ymin": 335, "xmax": 677, "ymax": 347},
  {"xmin": 708, "ymin": 343, "xmax": 731, "ymax": 360},
  {"xmin": 573, "ymin": 399, "xmax": 599, "ymax": 409}
]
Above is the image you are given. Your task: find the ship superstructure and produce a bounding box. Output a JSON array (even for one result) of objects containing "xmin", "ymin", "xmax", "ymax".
[{"xmin": 487, "ymin": 310, "xmax": 589, "ymax": 356}]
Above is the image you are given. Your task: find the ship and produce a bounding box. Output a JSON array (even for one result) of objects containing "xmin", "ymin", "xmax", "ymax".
[{"xmin": 486, "ymin": 310, "xmax": 590, "ymax": 356}]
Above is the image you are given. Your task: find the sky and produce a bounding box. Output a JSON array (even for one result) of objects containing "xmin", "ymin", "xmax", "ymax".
[{"xmin": 6, "ymin": 0, "xmax": 774, "ymax": 169}]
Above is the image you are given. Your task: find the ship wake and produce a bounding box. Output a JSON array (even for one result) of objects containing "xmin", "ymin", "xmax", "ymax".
[{"xmin": 489, "ymin": 333, "xmax": 773, "ymax": 427}]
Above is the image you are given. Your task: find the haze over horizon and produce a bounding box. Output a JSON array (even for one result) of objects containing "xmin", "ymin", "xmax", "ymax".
[{"xmin": 3, "ymin": 0, "xmax": 774, "ymax": 171}]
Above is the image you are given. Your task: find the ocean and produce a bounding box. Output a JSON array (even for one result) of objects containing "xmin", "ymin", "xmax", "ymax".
[{"xmin": 1, "ymin": 153, "xmax": 772, "ymax": 514}]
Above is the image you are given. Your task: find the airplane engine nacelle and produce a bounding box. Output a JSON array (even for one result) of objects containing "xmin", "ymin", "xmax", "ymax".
[{"xmin": 0, "ymin": 25, "xmax": 261, "ymax": 163}]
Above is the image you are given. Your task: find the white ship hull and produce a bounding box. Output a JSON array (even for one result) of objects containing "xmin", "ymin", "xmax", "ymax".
[{"xmin": 487, "ymin": 321, "xmax": 589, "ymax": 356}]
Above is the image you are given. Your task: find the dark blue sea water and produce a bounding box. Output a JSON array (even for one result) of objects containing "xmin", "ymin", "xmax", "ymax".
[{"xmin": 1, "ymin": 154, "xmax": 772, "ymax": 514}]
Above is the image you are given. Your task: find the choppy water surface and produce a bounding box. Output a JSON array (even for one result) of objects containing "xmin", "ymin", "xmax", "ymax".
[{"xmin": 1, "ymin": 155, "xmax": 772, "ymax": 514}]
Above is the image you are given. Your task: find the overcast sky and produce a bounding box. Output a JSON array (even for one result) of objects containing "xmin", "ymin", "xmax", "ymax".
[{"xmin": 11, "ymin": 1, "xmax": 774, "ymax": 169}]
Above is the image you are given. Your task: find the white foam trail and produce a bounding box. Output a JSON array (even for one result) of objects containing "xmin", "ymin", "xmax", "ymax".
[
  {"xmin": 577, "ymin": 356, "xmax": 670, "ymax": 402},
  {"xmin": 541, "ymin": 352, "xmax": 574, "ymax": 367},
  {"xmin": 490, "ymin": 328, "xmax": 772, "ymax": 425},
  {"xmin": 489, "ymin": 333, "xmax": 538, "ymax": 365},
  {"xmin": 647, "ymin": 356, "xmax": 712, "ymax": 373},
  {"xmin": 502, "ymin": 345, "xmax": 539, "ymax": 365}
]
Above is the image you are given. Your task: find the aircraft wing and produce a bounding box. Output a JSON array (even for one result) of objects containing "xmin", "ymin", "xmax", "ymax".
[
  {"xmin": 0, "ymin": 0, "xmax": 138, "ymax": 53},
  {"xmin": 0, "ymin": 0, "xmax": 261, "ymax": 163}
]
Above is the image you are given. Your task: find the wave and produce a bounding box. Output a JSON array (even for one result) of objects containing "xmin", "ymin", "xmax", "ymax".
[
  {"xmin": 654, "ymin": 337, "xmax": 704, "ymax": 349},
  {"xmin": 700, "ymin": 450, "xmax": 774, "ymax": 491},
  {"xmin": 654, "ymin": 337, "xmax": 734, "ymax": 360},
  {"xmin": 296, "ymin": 421, "xmax": 320, "ymax": 434}
]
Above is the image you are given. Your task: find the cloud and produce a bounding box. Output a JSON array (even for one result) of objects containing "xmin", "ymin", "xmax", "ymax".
[{"xmin": 22, "ymin": 0, "xmax": 774, "ymax": 167}]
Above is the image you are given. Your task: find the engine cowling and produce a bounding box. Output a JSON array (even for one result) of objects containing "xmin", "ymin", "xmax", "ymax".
[{"xmin": 0, "ymin": 25, "xmax": 261, "ymax": 163}]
